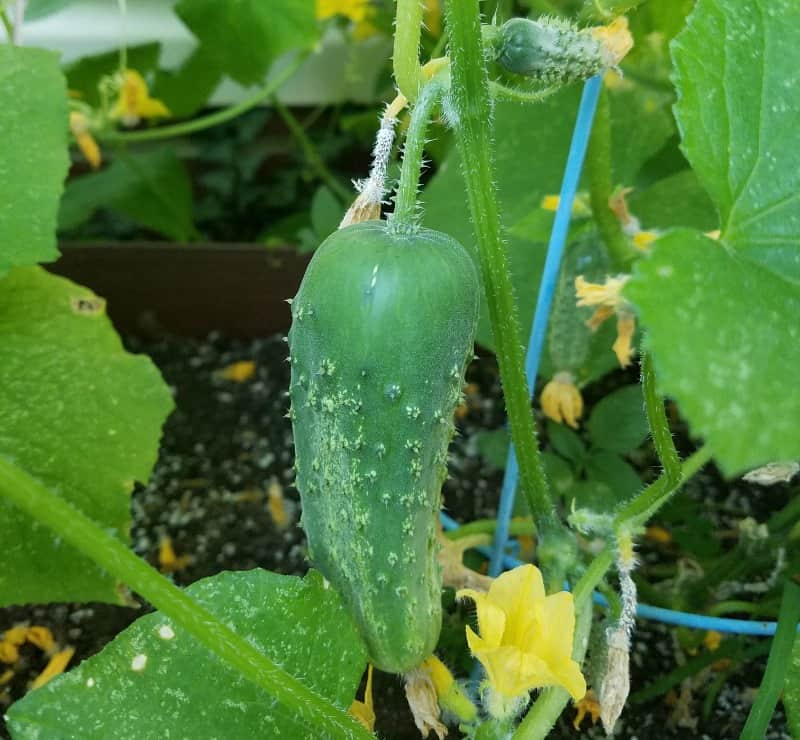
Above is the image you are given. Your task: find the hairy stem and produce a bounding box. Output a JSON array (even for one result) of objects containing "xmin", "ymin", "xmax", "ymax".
[
  {"xmin": 586, "ymin": 86, "xmax": 637, "ymax": 270},
  {"xmin": 641, "ymin": 352, "xmax": 680, "ymax": 483},
  {"xmin": 272, "ymin": 96, "xmax": 351, "ymax": 201},
  {"xmin": 393, "ymin": 0, "xmax": 425, "ymax": 101},
  {"xmin": 445, "ymin": 0, "xmax": 559, "ymax": 539},
  {"xmin": 391, "ymin": 78, "xmax": 443, "ymax": 229},
  {"xmin": 615, "ymin": 445, "xmax": 713, "ymax": 529},
  {"xmin": 99, "ymin": 54, "xmax": 306, "ymax": 144},
  {"xmin": 0, "ymin": 457, "xmax": 370, "ymax": 739}
]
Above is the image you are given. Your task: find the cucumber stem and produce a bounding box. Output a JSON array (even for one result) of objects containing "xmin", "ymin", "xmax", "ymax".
[
  {"xmin": 393, "ymin": 0, "xmax": 425, "ymax": 101},
  {"xmin": 0, "ymin": 457, "xmax": 371, "ymax": 739},
  {"xmin": 585, "ymin": 86, "xmax": 638, "ymax": 269},
  {"xmin": 98, "ymin": 54, "xmax": 306, "ymax": 144},
  {"xmin": 391, "ymin": 78, "xmax": 443, "ymax": 231},
  {"xmin": 444, "ymin": 0, "xmax": 559, "ymax": 540}
]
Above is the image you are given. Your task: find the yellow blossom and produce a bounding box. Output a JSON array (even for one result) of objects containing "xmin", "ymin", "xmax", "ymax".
[
  {"xmin": 540, "ymin": 371, "xmax": 583, "ymax": 429},
  {"xmin": 348, "ymin": 664, "xmax": 376, "ymax": 732},
  {"xmin": 575, "ymin": 275, "xmax": 636, "ymax": 368},
  {"xmin": 421, "ymin": 655, "xmax": 478, "ymax": 723},
  {"xmin": 2, "ymin": 626, "xmax": 27, "ymax": 647},
  {"xmin": 316, "ymin": 0, "xmax": 377, "ymax": 39},
  {"xmin": 0, "ymin": 641, "xmax": 19, "ymax": 665},
  {"xmin": 645, "ymin": 525, "xmax": 672, "ymax": 546},
  {"xmin": 69, "ymin": 111, "xmax": 102, "ymax": 169},
  {"xmin": 632, "ymin": 230, "xmax": 659, "ymax": 251},
  {"xmin": 591, "ymin": 17, "xmax": 633, "ymax": 67},
  {"xmin": 540, "ymin": 192, "xmax": 592, "ymax": 218},
  {"xmin": 31, "ymin": 647, "xmax": 75, "ymax": 690},
  {"xmin": 110, "ymin": 70, "xmax": 170, "ymax": 128},
  {"xmin": 458, "ymin": 564, "xmax": 586, "ymax": 715}
]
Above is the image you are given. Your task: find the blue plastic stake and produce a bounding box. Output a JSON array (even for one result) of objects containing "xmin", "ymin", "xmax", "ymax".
[
  {"xmin": 440, "ymin": 512, "xmax": 791, "ymax": 636},
  {"xmin": 488, "ymin": 76, "xmax": 603, "ymax": 577}
]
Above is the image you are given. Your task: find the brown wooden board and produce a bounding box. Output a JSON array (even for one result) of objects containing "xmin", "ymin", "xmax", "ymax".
[{"xmin": 46, "ymin": 243, "xmax": 310, "ymax": 338}]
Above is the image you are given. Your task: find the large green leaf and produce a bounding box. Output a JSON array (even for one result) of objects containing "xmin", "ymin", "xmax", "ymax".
[
  {"xmin": 0, "ymin": 47, "xmax": 69, "ymax": 275},
  {"xmin": 7, "ymin": 569, "xmax": 368, "ymax": 739},
  {"xmin": 626, "ymin": 231, "xmax": 800, "ymax": 475},
  {"xmin": 784, "ymin": 634, "xmax": 800, "ymax": 737},
  {"xmin": 625, "ymin": 0, "xmax": 800, "ymax": 475},
  {"xmin": 174, "ymin": 0, "xmax": 318, "ymax": 86},
  {"xmin": 59, "ymin": 147, "xmax": 197, "ymax": 241},
  {"xmin": 152, "ymin": 47, "xmax": 222, "ymax": 119},
  {"xmin": 587, "ymin": 384, "xmax": 649, "ymax": 454},
  {"xmin": 672, "ymin": 0, "xmax": 800, "ymax": 282},
  {"xmin": 25, "ymin": 0, "xmax": 72, "ymax": 20},
  {"xmin": 0, "ymin": 267, "xmax": 173, "ymax": 605}
]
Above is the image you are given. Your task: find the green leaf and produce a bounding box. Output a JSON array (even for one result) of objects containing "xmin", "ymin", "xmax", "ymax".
[
  {"xmin": 588, "ymin": 384, "xmax": 649, "ymax": 453},
  {"xmin": 565, "ymin": 480, "xmax": 615, "ymax": 511},
  {"xmin": 0, "ymin": 46, "xmax": 69, "ymax": 275},
  {"xmin": 174, "ymin": 0, "xmax": 318, "ymax": 86},
  {"xmin": 546, "ymin": 420, "xmax": 586, "ymax": 466},
  {"xmin": 7, "ymin": 569, "xmax": 368, "ymax": 739},
  {"xmin": 783, "ymin": 634, "xmax": 800, "ymax": 737},
  {"xmin": 0, "ymin": 267, "xmax": 173, "ymax": 605},
  {"xmin": 65, "ymin": 44, "xmax": 161, "ymax": 108},
  {"xmin": 152, "ymin": 47, "xmax": 222, "ymax": 119},
  {"xmin": 543, "ymin": 450, "xmax": 574, "ymax": 494},
  {"xmin": 25, "ymin": 0, "xmax": 71, "ymax": 20},
  {"xmin": 475, "ymin": 427, "xmax": 510, "ymax": 470},
  {"xmin": 672, "ymin": 0, "xmax": 800, "ymax": 282},
  {"xmin": 584, "ymin": 450, "xmax": 642, "ymax": 499},
  {"xmin": 59, "ymin": 147, "xmax": 197, "ymax": 241},
  {"xmin": 742, "ymin": 580, "xmax": 800, "ymax": 739},
  {"xmin": 310, "ymin": 185, "xmax": 345, "ymax": 242},
  {"xmin": 626, "ymin": 230, "xmax": 800, "ymax": 475},
  {"xmin": 628, "ymin": 169, "xmax": 718, "ymax": 233}
]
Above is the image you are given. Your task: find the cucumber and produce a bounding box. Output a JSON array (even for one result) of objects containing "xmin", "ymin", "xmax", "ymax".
[{"xmin": 288, "ymin": 221, "xmax": 479, "ymax": 673}]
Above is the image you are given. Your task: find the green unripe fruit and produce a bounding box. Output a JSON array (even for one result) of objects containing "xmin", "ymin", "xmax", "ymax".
[
  {"xmin": 494, "ymin": 17, "xmax": 617, "ymax": 87},
  {"xmin": 548, "ymin": 238, "xmax": 609, "ymax": 373},
  {"xmin": 288, "ymin": 221, "xmax": 479, "ymax": 673}
]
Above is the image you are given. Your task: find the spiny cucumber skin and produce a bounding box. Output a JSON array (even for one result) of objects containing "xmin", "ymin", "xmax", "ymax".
[
  {"xmin": 548, "ymin": 238, "xmax": 609, "ymax": 372},
  {"xmin": 497, "ymin": 17, "xmax": 607, "ymax": 87},
  {"xmin": 288, "ymin": 222, "xmax": 479, "ymax": 674}
]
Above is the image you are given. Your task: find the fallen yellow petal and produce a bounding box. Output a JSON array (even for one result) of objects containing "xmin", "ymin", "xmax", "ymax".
[
  {"xmin": 0, "ymin": 641, "xmax": 19, "ymax": 665},
  {"xmin": 632, "ymin": 230, "xmax": 658, "ymax": 251},
  {"xmin": 159, "ymin": 536, "xmax": 192, "ymax": 574},
  {"xmin": 31, "ymin": 647, "xmax": 75, "ymax": 690},
  {"xmin": 219, "ymin": 360, "xmax": 256, "ymax": 383},
  {"xmin": 0, "ymin": 668, "xmax": 13, "ymax": 686},
  {"xmin": 2, "ymin": 626, "xmax": 27, "ymax": 647},
  {"xmin": 267, "ymin": 479, "xmax": 291, "ymax": 530},
  {"xmin": 26, "ymin": 627, "xmax": 56, "ymax": 655},
  {"xmin": 703, "ymin": 631, "xmax": 722, "ymax": 652},
  {"xmin": 348, "ymin": 664, "xmax": 376, "ymax": 732}
]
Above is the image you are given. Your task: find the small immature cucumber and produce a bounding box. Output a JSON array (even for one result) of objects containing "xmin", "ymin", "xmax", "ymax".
[{"xmin": 289, "ymin": 221, "xmax": 479, "ymax": 673}]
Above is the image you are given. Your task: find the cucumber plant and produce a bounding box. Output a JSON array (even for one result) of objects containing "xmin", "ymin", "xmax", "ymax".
[{"xmin": 0, "ymin": 0, "xmax": 799, "ymax": 738}]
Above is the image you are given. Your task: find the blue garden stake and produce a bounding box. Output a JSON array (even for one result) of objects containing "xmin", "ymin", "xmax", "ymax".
[
  {"xmin": 439, "ymin": 512, "xmax": 794, "ymax": 637},
  {"xmin": 488, "ymin": 76, "xmax": 603, "ymax": 577}
]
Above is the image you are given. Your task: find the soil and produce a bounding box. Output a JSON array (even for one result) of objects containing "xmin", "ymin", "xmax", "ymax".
[{"xmin": 0, "ymin": 332, "xmax": 792, "ymax": 739}]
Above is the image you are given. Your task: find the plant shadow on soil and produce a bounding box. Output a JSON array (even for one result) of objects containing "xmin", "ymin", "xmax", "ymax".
[{"xmin": 0, "ymin": 332, "xmax": 793, "ymax": 739}]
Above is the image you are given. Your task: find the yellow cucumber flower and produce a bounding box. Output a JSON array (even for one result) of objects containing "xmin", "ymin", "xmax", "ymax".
[
  {"xmin": 591, "ymin": 17, "xmax": 633, "ymax": 67},
  {"xmin": 540, "ymin": 192, "xmax": 592, "ymax": 218},
  {"xmin": 316, "ymin": 0, "xmax": 377, "ymax": 39},
  {"xmin": 575, "ymin": 275, "xmax": 636, "ymax": 368},
  {"xmin": 110, "ymin": 70, "xmax": 170, "ymax": 127},
  {"xmin": 540, "ymin": 371, "xmax": 583, "ymax": 428},
  {"xmin": 69, "ymin": 111, "xmax": 102, "ymax": 169},
  {"xmin": 348, "ymin": 664, "xmax": 376, "ymax": 732},
  {"xmin": 458, "ymin": 564, "xmax": 586, "ymax": 718}
]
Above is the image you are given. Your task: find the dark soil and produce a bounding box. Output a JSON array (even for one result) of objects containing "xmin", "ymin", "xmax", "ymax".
[{"xmin": 0, "ymin": 333, "xmax": 791, "ymax": 739}]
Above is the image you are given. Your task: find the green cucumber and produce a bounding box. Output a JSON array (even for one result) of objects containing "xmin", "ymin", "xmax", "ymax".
[
  {"xmin": 289, "ymin": 221, "xmax": 479, "ymax": 673},
  {"xmin": 547, "ymin": 238, "xmax": 609, "ymax": 374}
]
